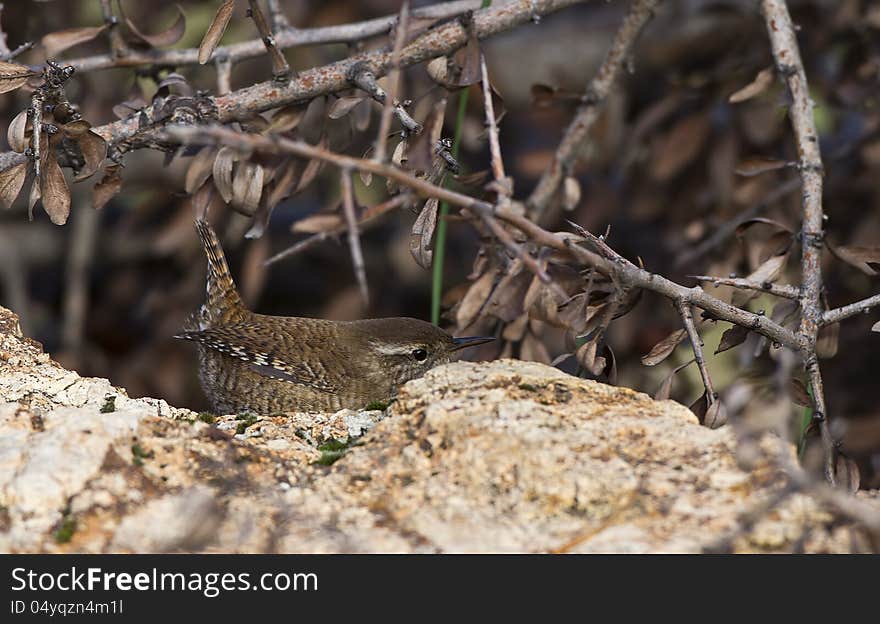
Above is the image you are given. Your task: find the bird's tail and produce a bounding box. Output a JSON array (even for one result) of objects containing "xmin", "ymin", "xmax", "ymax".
[{"xmin": 190, "ymin": 219, "xmax": 246, "ymax": 329}]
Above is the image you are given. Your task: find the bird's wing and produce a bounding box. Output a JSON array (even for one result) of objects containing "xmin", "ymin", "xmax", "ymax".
[{"xmin": 174, "ymin": 325, "xmax": 338, "ymax": 393}]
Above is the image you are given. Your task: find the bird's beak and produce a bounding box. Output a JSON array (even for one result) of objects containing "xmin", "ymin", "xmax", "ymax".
[{"xmin": 451, "ymin": 336, "xmax": 495, "ymax": 351}]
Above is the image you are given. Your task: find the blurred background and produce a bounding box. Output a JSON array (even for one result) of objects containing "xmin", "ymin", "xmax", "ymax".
[{"xmin": 1, "ymin": 1, "xmax": 879, "ymax": 485}]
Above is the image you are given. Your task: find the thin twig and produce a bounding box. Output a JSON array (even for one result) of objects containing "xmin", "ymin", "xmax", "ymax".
[
  {"xmin": 676, "ymin": 299, "xmax": 715, "ymax": 403},
  {"xmin": 264, "ymin": 194, "xmax": 410, "ymax": 266},
  {"xmin": 61, "ymin": 206, "xmax": 99, "ymax": 355},
  {"xmin": 527, "ymin": 0, "xmax": 661, "ymax": 222},
  {"xmin": 99, "ymin": 0, "xmax": 128, "ymax": 58},
  {"xmin": 247, "ymin": 0, "xmax": 292, "ymax": 83},
  {"xmin": 265, "ymin": 0, "xmax": 289, "ymax": 32},
  {"xmin": 761, "ymin": 0, "xmax": 834, "ymax": 484},
  {"xmin": 215, "ymin": 55, "xmax": 232, "ymax": 95},
  {"xmin": 822, "ymin": 293, "xmax": 880, "ymax": 326},
  {"xmin": 341, "ymin": 168, "xmax": 369, "ymax": 305},
  {"xmin": 480, "ymin": 53, "xmax": 508, "ymax": 193},
  {"xmin": 374, "ymin": 1, "xmax": 410, "ymax": 164},
  {"xmin": 689, "ymin": 275, "xmax": 800, "ymax": 300}
]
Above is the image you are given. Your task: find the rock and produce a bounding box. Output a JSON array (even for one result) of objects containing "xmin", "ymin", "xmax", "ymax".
[{"xmin": 0, "ymin": 304, "xmax": 875, "ymax": 553}]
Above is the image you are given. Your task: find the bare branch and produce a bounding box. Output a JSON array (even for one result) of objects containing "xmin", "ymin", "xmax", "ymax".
[
  {"xmin": 247, "ymin": 0, "xmax": 293, "ymax": 83},
  {"xmin": 374, "ymin": 1, "xmax": 410, "ymax": 164},
  {"xmin": 690, "ymin": 275, "xmax": 800, "ymax": 300},
  {"xmin": 341, "ymin": 168, "xmax": 369, "ymax": 305},
  {"xmin": 761, "ymin": 0, "xmax": 834, "ymax": 483},
  {"xmin": 99, "ymin": 0, "xmax": 129, "ymax": 59},
  {"xmin": 822, "ymin": 293, "xmax": 880, "ymax": 326},
  {"xmin": 676, "ymin": 300, "xmax": 715, "ymax": 403},
  {"xmin": 215, "ymin": 55, "xmax": 232, "ymax": 96},
  {"xmin": 527, "ymin": 0, "xmax": 661, "ymax": 222},
  {"xmin": 480, "ymin": 54, "xmax": 508, "ymax": 194}
]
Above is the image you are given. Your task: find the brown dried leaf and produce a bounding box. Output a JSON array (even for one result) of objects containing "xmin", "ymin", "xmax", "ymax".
[
  {"xmin": 42, "ymin": 25, "xmax": 108, "ymax": 58},
  {"xmin": 690, "ymin": 392, "xmax": 709, "ymax": 424},
  {"xmin": 410, "ymin": 197, "xmax": 438, "ymax": 269},
  {"xmin": 199, "ymin": 0, "xmax": 235, "ymax": 64},
  {"xmin": 872, "ymin": 320, "xmax": 880, "ymax": 333},
  {"xmin": 562, "ymin": 176, "xmax": 581, "ymax": 211},
  {"xmin": 704, "ymin": 400, "xmax": 727, "ymax": 429},
  {"xmin": 788, "ymin": 378, "xmax": 811, "ymax": 408},
  {"xmin": 231, "ymin": 162, "xmax": 264, "ymax": 215},
  {"xmin": 453, "ymin": 27, "xmax": 481, "ymax": 87},
  {"xmin": 28, "ymin": 178, "xmax": 41, "ymax": 220},
  {"xmin": 296, "ymin": 155, "xmax": 323, "ymax": 193},
  {"xmin": 92, "ymin": 165, "xmax": 123, "ymax": 210},
  {"xmin": 817, "ymin": 322, "xmax": 839, "ymax": 359},
  {"xmin": 267, "ymin": 160, "xmax": 302, "ymax": 208},
  {"xmin": 530, "ymin": 83, "xmax": 557, "ymax": 108},
  {"xmin": 575, "ymin": 339, "xmax": 603, "ymax": 374},
  {"xmin": 353, "ymin": 99, "xmax": 372, "ymax": 132},
  {"xmin": 735, "ymin": 217, "xmax": 793, "ymax": 237},
  {"xmin": 73, "ymin": 130, "xmax": 107, "ymax": 182},
  {"xmin": 651, "ymin": 113, "xmax": 710, "ymax": 181},
  {"xmin": 828, "ymin": 244, "xmax": 880, "ymax": 276},
  {"xmin": 212, "ymin": 147, "xmax": 237, "ymax": 203},
  {"xmin": 715, "ymin": 324, "xmax": 749, "ymax": 354},
  {"xmin": 748, "ymin": 252, "xmax": 788, "ymax": 284},
  {"xmin": 7, "ymin": 109, "xmax": 30, "ymax": 153},
  {"xmin": 734, "ymin": 155, "xmax": 790, "ymax": 177},
  {"xmin": 456, "ymin": 269, "xmax": 496, "ymax": 330},
  {"xmin": 520, "ymin": 332, "xmax": 551, "ymax": 365},
  {"xmin": 641, "ymin": 329, "xmax": 688, "ymax": 366},
  {"xmin": 269, "ymin": 104, "xmax": 308, "ymax": 133},
  {"xmin": 124, "ymin": 2, "xmax": 186, "ymax": 48},
  {"xmin": 426, "ymin": 57, "xmax": 450, "ymax": 86},
  {"xmin": 40, "ymin": 156, "xmax": 71, "ymax": 225},
  {"xmin": 836, "ymin": 455, "xmax": 860, "ymax": 494},
  {"xmin": 729, "ymin": 67, "xmax": 775, "ymax": 104},
  {"xmin": 292, "ymin": 214, "xmax": 343, "ymax": 234},
  {"xmin": 0, "ymin": 60, "xmax": 35, "ymax": 94},
  {"xmin": 0, "ymin": 162, "xmax": 27, "ymax": 209},
  {"xmin": 185, "ymin": 148, "xmax": 217, "ymax": 194},
  {"xmin": 328, "ymin": 96, "xmax": 365, "ymax": 120}
]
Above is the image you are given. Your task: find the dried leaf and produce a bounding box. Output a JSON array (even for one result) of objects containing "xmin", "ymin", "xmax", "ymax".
[
  {"xmin": 426, "ymin": 57, "xmax": 450, "ymax": 86},
  {"xmin": 28, "ymin": 178, "xmax": 41, "ymax": 220},
  {"xmin": 0, "ymin": 162, "xmax": 27, "ymax": 209},
  {"xmin": 530, "ymin": 83, "xmax": 556, "ymax": 107},
  {"xmin": 456, "ymin": 269, "xmax": 496, "ymax": 329},
  {"xmin": 42, "ymin": 25, "xmax": 108, "ymax": 58},
  {"xmin": 704, "ymin": 400, "xmax": 727, "ymax": 429},
  {"xmin": 92, "ymin": 165, "xmax": 122, "ymax": 210},
  {"xmin": 651, "ymin": 113, "xmax": 711, "ymax": 181},
  {"xmin": 359, "ymin": 169, "xmax": 373, "ymax": 187},
  {"xmin": 40, "ymin": 156, "xmax": 71, "ymax": 225},
  {"xmin": 828, "ymin": 244, "xmax": 880, "ymax": 276},
  {"xmin": 653, "ymin": 359, "xmax": 695, "ymax": 401},
  {"xmin": 788, "ymin": 378, "xmax": 811, "ymax": 408},
  {"xmin": 748, "ymin": 253, "xmax": 787, "ymax": 284},
  {"xmin": 410, "ymin": 197, "xmax": 438, "ymax": 269},
  {"xmin": 231, "ymin": 162, "xmax": 264, "ymax": 215},
  {"xmin": 198, "ymin": 0, "xmax": 235, "ymax": 64},
  {"xmin": 328, "ymin": 96, "xmax": 365, "ymax": 120},
  {"xmin": 267, "ymin": 160, "xmax": 302, "ymax": 208},
  {"xmin": 212, "ymin": 147, "xmax": 237, "ymax": 203},
  {"xmin": 185, "ymin": 148, "xmax": 217, "ymax": 194},
  {"xmin": 817, "ymin": 322, "xmax": 839, "ymax": 359},
  {"xmin": 73, "ymin": 130, "xmax": 107, "ymax": 181},
  {"xmin": 562, "ymin": 177, "xmax": 581, "ymax": 211},
  {"xmin": 453, "ymin": 28, "xmax": 481, "ymax": 87},
  {"xmin": 0, "ymin": 60, "xmax": 36, "ymax": 94},
  {"xmin": 735, "ymin": 155, "xmax": 790, "ymax": 177},
  {"xmin": 729, "ymin": 67, "xmax": 775, "ymax": 103},
  {"xmin": 575, "ymin": 339, "xmax": 604, "ymax": 375},
  {"xmin": 690, "ymin": 392, "xmax": 709, "ymax": 424},
  {"xmin": 715, "ymin": 325, "xmax": 749, "ymax": 354},
  {"xmin": 641, "ymin": 329, "xmax": 688, "ymax": 366},
  {"xmin": 269, "ymin": 104, "xmax": 307, "ymax": 133},
  {"xmin": 292, "ymin": 214, "xmax": 343, "ymax": 234},
  {"xmin": 7, "ymin": 109, "xmax": 29, "ymax": 153},
  {"xmin": 836, "ymin": 455, "xmax": 860, "ymax": 494},
  {"xmin": 296, "ymin": 154, "xmax": 323, "ymax": 193},
  {"xmin": 735, "ymin": 217, "xmax": 793, "ymax": 237},
  {"xmin": 124, "ymin": 2, "xmax": 186, "ymax": 48},
  {"xmin": 353, "ymin": 99, "xmax": 372, "ymax": 132},
  {"xmin": 872, "ymin": 321, "xmax": 880, "ymax": 333},
  {"xmin": 520, "ymin": 332, "xmax": 551, "ymax": 365}
]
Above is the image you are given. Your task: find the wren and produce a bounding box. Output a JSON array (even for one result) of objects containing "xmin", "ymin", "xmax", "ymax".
[{"xmin": 175, "ymin": 219, "xmax": 492, "ymax": 414}]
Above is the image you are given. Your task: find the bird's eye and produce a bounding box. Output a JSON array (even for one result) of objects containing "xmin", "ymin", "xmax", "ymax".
[{"xmin": 411, "ymin": 348, "xmax": 428, "ymax": 361}]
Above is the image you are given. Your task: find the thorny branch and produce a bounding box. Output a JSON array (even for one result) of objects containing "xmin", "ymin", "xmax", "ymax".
[{"xmin": 760, "ymin": 0, "xmax": 835, "ymax": 484}]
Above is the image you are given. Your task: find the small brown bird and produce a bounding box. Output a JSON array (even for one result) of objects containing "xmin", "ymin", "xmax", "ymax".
[{"xmin": 175, "ymin": 219, "xmax": 492, "ymax": 414}]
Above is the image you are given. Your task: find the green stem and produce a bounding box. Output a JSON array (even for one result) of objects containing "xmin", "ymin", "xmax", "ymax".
[{"xmin": 431, "ymin": 88, "xmax": 469, "ymax": 325}]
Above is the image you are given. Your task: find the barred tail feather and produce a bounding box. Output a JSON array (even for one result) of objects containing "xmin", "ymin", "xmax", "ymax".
[{"xmin": 194, "ymin": 219, "xmax": 245, "ymax": 327}]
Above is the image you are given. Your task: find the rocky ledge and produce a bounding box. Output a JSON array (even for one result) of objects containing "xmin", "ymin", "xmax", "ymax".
[{"xmin": 0, "ymin": 305, "xmax": 873, "ymax": 553}]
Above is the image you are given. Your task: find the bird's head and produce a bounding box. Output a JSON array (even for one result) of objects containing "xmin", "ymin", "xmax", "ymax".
[{"xmin": 351, "ymin": 317, "xmax": 493, "ymax": 386}]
